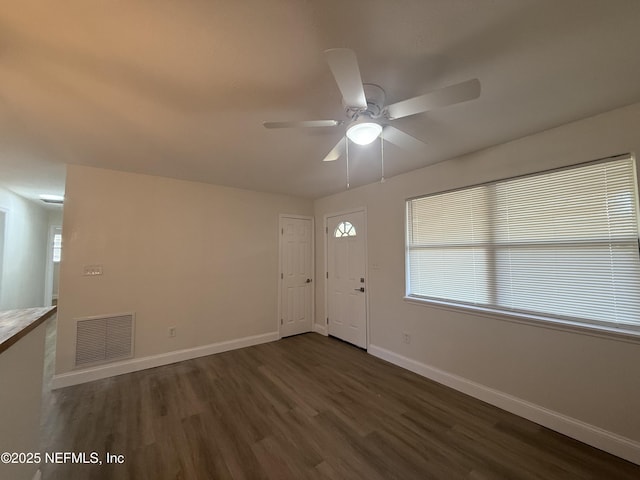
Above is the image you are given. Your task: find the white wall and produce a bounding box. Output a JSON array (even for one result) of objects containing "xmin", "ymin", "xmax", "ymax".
[
  {"xmin": 55, "ymin": 166, "xmax": 312, "ymax": 375},
  {"xmin": 314, "ymin": 102, "xmax": 640, "ymax": 460},
  {"xmin": 47, "ymin": 209, "xmax": 63, "ymax": 226},
  {"xmin": 0, "ymin": 321, "xmax": 47, "ymax": 480},
  {"xmin": 0, "ymin": 187, "xmax": 49, "ymax": 310}
]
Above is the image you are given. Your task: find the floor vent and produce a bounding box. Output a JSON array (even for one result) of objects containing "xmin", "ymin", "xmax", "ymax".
[{"xmin": 75, "ymin": 313, "xmax": 134, "ymax": 367}]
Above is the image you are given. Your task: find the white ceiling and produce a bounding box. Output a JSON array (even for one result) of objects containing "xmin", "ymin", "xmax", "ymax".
[{"xmin": 1, "ymin": 0, "xmax": 640, "ymax": 201}]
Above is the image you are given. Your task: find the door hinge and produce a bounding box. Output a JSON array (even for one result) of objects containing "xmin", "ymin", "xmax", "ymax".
[
  {"xmin": 281, "ymin": 319, "xmax": 283, "ymax": 325},
  {"xmin": 325, "ymin": 226, "xmax": 328, "ymax": 234},
  {"xmin": 326, "ymin": 272, "xmax": 328, "ymax": 279},
  {"xmin": 281, "ymin": 228, "xmax": 284, "ymax": 235},
  {"xmin": 281, "ymin": 273, "xmax": 283, "ymax": 279},
  {"xmin": 326, "ymin": 317, "xmax": 329, "ymax": 324}
]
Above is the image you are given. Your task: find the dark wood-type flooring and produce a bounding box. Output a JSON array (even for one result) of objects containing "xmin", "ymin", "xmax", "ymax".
[{"xmin": 40, "ymin": 332, "xmax": 640, "ymax": 480}]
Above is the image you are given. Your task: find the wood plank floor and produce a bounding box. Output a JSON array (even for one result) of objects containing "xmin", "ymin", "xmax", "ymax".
[{"xmin": 40, "ymin": 333, "xmax": 640, "ymax": 480}]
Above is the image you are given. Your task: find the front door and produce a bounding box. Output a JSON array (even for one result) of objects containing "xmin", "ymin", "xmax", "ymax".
[
  {"xmin": 280, "ymin": 216, "xmax": 313, "ymax": 337},
  {"xmin": 327, "ymin": 210, "xmax": 367, "ymax": 348}
]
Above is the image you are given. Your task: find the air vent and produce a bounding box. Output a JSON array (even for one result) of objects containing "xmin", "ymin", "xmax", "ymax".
[
  {"xmin": 75, "ymin": 313, "xmax": 134, "ymax": 367},
  {"xmin": 41, "ymin": 198, "xmax": 64, "ymax": 205}
]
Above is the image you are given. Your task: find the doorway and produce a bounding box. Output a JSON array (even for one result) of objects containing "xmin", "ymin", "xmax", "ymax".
[
  {"xmin": 278, "ymin": 215, "xmax": 314, "ymax": 337},
  {"xmin": 44, "ymin": 225, "xmax": 62, "ymax": 306},
  {"xmin": 325, "ymin": 209, "xmax": 367, "ymax": 349}
]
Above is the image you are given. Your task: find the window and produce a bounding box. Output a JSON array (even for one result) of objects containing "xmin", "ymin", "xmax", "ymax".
[
  {"xmin": 406, "ymin": 154, "xmax": 640, "ymax": 332},
  {"xmin": 52, "ymin": 232, "xmax": 62, "ymax": 263},
  {"xmin": 334, "ymin": 221, "xmax": 356, "ymax": 237}
]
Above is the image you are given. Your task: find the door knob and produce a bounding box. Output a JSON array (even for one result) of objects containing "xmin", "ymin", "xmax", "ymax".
[
  {"xmin": 354, "ymin": 287, "xmax": 365, "ymax": 292},
  {"xmin": 306, "ymin": 278, "xmax": 312, "ymax": 283}
]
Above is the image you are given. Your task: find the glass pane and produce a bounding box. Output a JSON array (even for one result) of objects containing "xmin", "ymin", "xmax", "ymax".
[
  {"xmin": 408, "ymin": 247, "xmax": 489, "ymax": 305},
  {"xmin": 52, "ymin": 233, "xmax": 62, "ymax": 262},
  {"xmin": 334, "ymin": 221, "xmax": 356, "ymax": 237},
  {"xmin": 496, "ymin": 243, "xmax": 640, "ymax": 325},
  {"xmin": 493, "ymin": 159, "xmax": 638, "ymax": 243},
  {"xmin": 408, "ymin": 186, "xmax": 489, "ymax": 246}
]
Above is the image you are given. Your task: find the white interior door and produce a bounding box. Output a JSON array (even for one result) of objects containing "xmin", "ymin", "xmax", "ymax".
[
  {"xmin": 280, "ymin": 216, "xmax": 313, "ymax": 337},
  {"xmin": 327, "ymin": 210, "xmax": 367, "ymax": 348}
]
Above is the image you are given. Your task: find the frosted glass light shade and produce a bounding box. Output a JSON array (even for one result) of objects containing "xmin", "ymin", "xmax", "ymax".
[
  {"xmin": 39, "ymin": 194, "xmax": 64, "ymax": 202},
  {"xmin": 346, "ymin": 122, "xmax": 382, "ymax": 145}
]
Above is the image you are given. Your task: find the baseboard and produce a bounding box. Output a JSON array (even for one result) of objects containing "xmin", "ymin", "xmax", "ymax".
[
  {"xmin": 368, "ymin": 344, "xmax": 640, "ymax": 466},
  {"xmin": 52, "ymin": 331, "xmax": 279, "ymax": 389},
  {"xmin": 313, "ymin": 323, "xmax": 327, "ymax": 335}
]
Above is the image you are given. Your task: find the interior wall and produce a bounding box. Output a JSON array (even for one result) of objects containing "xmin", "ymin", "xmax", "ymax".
[
  {"xmin": 314, "ymin": 101, "xmax": 640, "ymax": 444},
  {"xmin": 0, "ymin": 321, "xmax": 47, "ymax": 480},
  {"xmin": 48, "ymin": 209, "xmax": 63, "ymax": 224},
  {"xmin": 56, "ymin": 165, "xmax": 312, "ymax": 375},
  {"xmin": 0, "ymin": 187, "xmax": 48, "ymax": 310}
]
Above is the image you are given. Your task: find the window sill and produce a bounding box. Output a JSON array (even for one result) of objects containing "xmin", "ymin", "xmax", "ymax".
[{"xmin": 403, "ymin": 296, "xmax": 640, "ymax": 345}]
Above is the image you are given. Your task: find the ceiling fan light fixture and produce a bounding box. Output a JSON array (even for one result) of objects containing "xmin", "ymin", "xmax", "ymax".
[
  {"xmin": 346, "ymin": 121, "xmax": 382, "ymax": 145},
  {"xmin": 39, "ymin": 194, "xmax": 64, "ymax": 204}
]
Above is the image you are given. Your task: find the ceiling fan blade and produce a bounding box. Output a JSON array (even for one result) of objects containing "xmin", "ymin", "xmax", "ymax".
[
  {"xmin": 383, "ymin": 126, "xmax": 428, "ymax": 155},
  {"xmin": 385, "ymin": 78, "xmax": 481, "ymax": 120},
  {"xmin": 323, "ymin": 137, "xmax": 346, "ymax": 162},
  {"xmin": 263, "ymin": 120, "xmax": 343, "ymax": 129},
  {"xmin": 324, "ymin": 48, "xmax": 368, "ymax": 109}
]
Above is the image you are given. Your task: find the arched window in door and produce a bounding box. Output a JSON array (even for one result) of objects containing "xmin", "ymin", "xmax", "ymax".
[{"xmin": 334, "ymin": 221, "xmax": 356, "ymax": 237}]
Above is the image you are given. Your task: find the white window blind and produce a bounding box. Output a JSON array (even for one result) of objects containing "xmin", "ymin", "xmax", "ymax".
[
  {"xmin": 52, "ymin": 232, "xmax": 62, "ymax": 263},
  {"xmin": 406, "ymin": 155, "xmax": 640, "ymax": 331}
]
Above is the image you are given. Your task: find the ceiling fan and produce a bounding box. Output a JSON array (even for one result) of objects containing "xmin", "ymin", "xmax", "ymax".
[{"xmin": 264, "ymin": 48, "xmax": 481, "ymax": 162}]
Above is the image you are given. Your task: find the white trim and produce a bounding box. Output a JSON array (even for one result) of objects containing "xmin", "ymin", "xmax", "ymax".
[
  {"xmin": 313, "ymin": 323, "xmax": 327, "ymax": 336},
  {"xmin": 369, "ymin": 344, "xmax": 640, "ymax": 465},
  {"xmin": 323, "ymin": 207, "xmax": 369, "ymax": 349},
  {"xmin": 52, "ymin": 331, "xmax": 278, "ymax": 389},
  {"xmin": 277, "ymin": 216, "xmax": 283, "ymax": 337},
  {"xmin": 278, "ymin": 214, "xmax": 315, "ymax": 339},
  {"xmin": 403, "ymin": 296, "xmax": 640, "ymax": 345}
]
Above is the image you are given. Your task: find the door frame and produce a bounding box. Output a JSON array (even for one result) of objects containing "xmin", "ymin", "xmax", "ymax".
[
  {"xmin": 323, "ymin": 207, "xmax": 369, "ymax": 349},
  {"xmin": 277, "ymin": 214, "xmax": 315, "ymax": 339}
]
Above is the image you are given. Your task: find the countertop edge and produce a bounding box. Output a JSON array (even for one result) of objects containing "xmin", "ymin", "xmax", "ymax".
[{"xmin": 0, "ymin": 306, "xmax": 57, "ymax": 355}]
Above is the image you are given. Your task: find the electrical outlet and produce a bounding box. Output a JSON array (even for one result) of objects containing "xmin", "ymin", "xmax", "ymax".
[
  {"xmin": 168, "ymin": 327, "xmax": 176, "ymax": 338},
  {"xmin": 402, "ymin": 332, "xmax": 411, "ymax": 344}
]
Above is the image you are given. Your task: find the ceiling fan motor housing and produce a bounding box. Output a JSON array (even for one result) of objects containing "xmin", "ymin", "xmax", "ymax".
[{"xmin": 344, "ymin": 83, "xmax": 386, "ymax": 119}]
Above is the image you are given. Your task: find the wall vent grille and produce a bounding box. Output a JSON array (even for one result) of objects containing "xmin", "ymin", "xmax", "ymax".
[{"xmin": 75, "ymin": 313, "xmax": 134, "ymax": 367}]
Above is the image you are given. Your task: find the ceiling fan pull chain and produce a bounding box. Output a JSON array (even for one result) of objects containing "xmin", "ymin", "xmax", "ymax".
[
  {"xmin": 380, "ymin": 129, "xmax": 385, "ymax": 183},
  {"xmin": 346, "ymin": 136, "xmax": 350, "ymax": 189}
]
